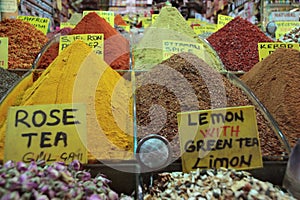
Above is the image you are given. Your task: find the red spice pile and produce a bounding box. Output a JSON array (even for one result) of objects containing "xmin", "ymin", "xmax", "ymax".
[
  {"xmin": 114, "ymin": 14, "xmax": 127, "ymax": 26},
  {"xmin": 38, "ymin": 12, "xmax": 130, "ymax": 70},
  {"xmin": 207, "ymin": 17, "xmax": 273, "ymax": 72}
]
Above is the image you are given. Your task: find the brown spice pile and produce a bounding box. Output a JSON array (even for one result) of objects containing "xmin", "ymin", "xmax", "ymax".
[
  {"xmin": 207, "ymin": 17, "xmax": 273, "ymax": 72},
  {"xmin": 114, "ymin": 14, "xmax": 127, "ymax": 26},
  {"xmin": 38, "ymin": 12, "xmax": 130, "ymax": 70},
  {"xmin": 241, "ymin": 48, "xmax": 300, "ymax": 148},
  {"xmin": 136, "ymin": 52, "xmax": 286, "ymax": 159},
  {"xmin": 0, "ymin": 19, "xmax": 48, "ymax": 69}
]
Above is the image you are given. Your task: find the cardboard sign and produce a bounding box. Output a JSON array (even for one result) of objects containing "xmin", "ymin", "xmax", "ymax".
[
  {"xmin": 193, "ymin": 24, "xmax": 217, "ymax": 35},
  {"xmin": 0, "ymin": 0, "xmax": 17, "ymax": 12},
  {"xmin": 258, "ymin": 42, "xmax": 300, "ymax": 61},
  {"xmin": 163, "ymin": 40, "xmax": 205, "ymax": 61},
  {"xmin": 152, "ymin": 14, "xmax": 159, "ymax": 24},
  {"xmin": 83, "ymin": 11, "xmax": 114, "ymax": 27},
  {"xmin": 59, "ymin": 34, "xmax": 104, "ymax": 59},
  {"xmin": 178, "ymin": 106, "xmax": 263, "ymax": 172},
  {"xmin": 119, "ymin": 25, "xmax": 130, "ymax": 32},
  {"xmin": 17, "ymin": 16, "xmax": 50, "ymax": 35},
  {"xmin": 60, "ymin": 22, "xmax": 77, "ymax": 29},
  {"xmin": 4, "ymin": 104, "xmax": 87, "ymax": 164},
  {"xmin": 0, "ymin": 38, "xmax": 8, "ymax": 69},
  {"xmin": 275, "ymin": 21, "xmax": 300, "ymax": 39},
  {"xmin": 217, "ymin": 14, "xmax": 234, "ymax": 30}
]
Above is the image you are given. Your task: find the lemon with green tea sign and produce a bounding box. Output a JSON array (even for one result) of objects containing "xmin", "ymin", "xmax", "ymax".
[
  {"xmin": 0, "ymin": 38, "xmax": 8, "ymax": 69},
  {"xmin": 17, "ymin": 16, "xmax": 50, "ymax": 35},
  {"xmin": 178, "ymin": 106, "xmax": 263, "ymax": 172}
]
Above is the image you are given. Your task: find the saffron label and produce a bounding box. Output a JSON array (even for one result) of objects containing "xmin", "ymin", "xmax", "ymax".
[
  {"xmin": 177, "ymin": 106, "xmax": 263, "ymax": 172},
  {"xmin": 17, "ymin": 16, "xmax": 50, "ymax": 35},
  {"xmin": 0, "ymin": 37, "xmax": 8, "ymax": 69},
  {"xmin": 5, "ymin": 104, "xmax": 87, "ymax": 164}
]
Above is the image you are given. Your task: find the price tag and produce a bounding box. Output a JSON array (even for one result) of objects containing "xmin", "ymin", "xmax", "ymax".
[
  {"xmin": 258, "ymin": 42, "xmax": 300, "ymax": 61},
  {"xmin": 163, "ymin": 40, "xmax": 205, "ymax": 61},
  {"xmin": 275, "ymin": 21, "xmax": 300, "ymax": 39},
  {"xmin": 60, "ymin": 22, "xmax": 77, "ymax": 29},
  {"xmin": 152, "ymin": 14, "xmax": 159, "ymax": 24},
  {"xmin": 17, "ymin": 16, "xmax": 50, "ymax": 35},
  {"xmin": 119, "ymin": 25, "xmax": 130, "ymax": 32},
  {"xmin": 0, "ymin": 38, "xmax": 8, "ymax": 69},
  {"xmin": 178, "ymin": 106, "xmax": 263, "ymax": 172},
  {"xmin": 217, "ymin": 14, "xmax": 234, "ymax": 30},
  {"xmin": 193, "ymin": 24, "xmax": 217, "ymax": 35},
  {"xmin": 83, "ymin": 11, "xmax": 114, "ymax": 27},
  {"xmin": 0, "ymin": 0, "xmax": 17, "ymax": 12},
  {"xmin": 59, "ymin": 34, "xmax": 104, "ymax": 59},
  {"xmin": 4, "ymin": 104, "xmax": 87, "ymax": 164}
]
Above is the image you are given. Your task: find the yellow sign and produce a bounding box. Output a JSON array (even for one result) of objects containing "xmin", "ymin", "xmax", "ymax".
[
  {"xmin": 193, "ymin": 24, "xmax": 217, "ymax": 35},
  {"xmin": 142, "ymin": 17, "xmax": 152, "ymax": 28},
  {"xmin": 178, "ymin": 106, "xmax": 263, "ymax": 172},
  {"xmin": 119, "ymin": 25, "xmax": 130, "ymax": 32},
  {"xmin": 152, "ymin": 14, "xmax": 159, "ymax": 24},
  {"xmin": 60, "ymin": 22, "xmax": 77, "ymax": 29},
  {"xmin": 217, "ymin": 14, "xmax": 234, "ymax": 30},
  {"xmin": 163, "ymin": 40, "xmax": 205, "ymax": 61},
  {"xmin": 0, "ymin": 38, "xmax": 8, "ymax": 69},
  {"xmin": 59, "ymin": 34, "xmax": 104, "ymax": 59},
  {"xmin": 4, "ymin": 104, "xmax": 87, "ymax": 164},
  {"xmin": 186, "ymin": 18, "xmax": 202, "ymax": 26},
  {"xmin": 258, "ymin": 42, "xmax": 300, "ymax": 61},
  {"xmin": 17, "ymin": 16, "xmax": 50, "ymax": 35},
  {"xmin": 83, "ymin": 10, "xmax": 114, "ymax": 27},
  {"xmin": 275, "ymin": 21, "xmax": 300, "ymax": 39}
]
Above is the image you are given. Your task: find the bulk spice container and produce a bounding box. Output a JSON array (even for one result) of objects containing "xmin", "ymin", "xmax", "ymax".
[{"xmin": 0, "ymin": 10, "xmax": 298, "ymax": 200}]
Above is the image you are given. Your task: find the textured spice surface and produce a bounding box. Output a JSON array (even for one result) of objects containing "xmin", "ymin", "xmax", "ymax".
[
  {"xmin": 136, "ymin": 52, "xmax": 286, "ymax": 159},
  {"xmin": 0, "ymin": 19, "xmax": 48, "ymax": 69},
  {"xmin": 207, "ymin": 17, "xmax": 273, "ymax": 72},
  {"xmin": 144, "ymin": 168, "xmax": 295, "ymax": 199},
  {"xmin": 0, "ymin": 40, "xmax": 133, "ymax": 161},
  {"xmin": 133, "ymin": 7, "xmax": 224, "ymax": 71},
  {"xmin": 0, "ymin": 68, "xmax": 20, "ymax": 100},
  {"xmin": 114, "ymin": 14, "xmax": 127, "ymax": 26},
  {"xmin": 241, "ymin": 48, "xmax": 300, "ymax": 148},
  {"xmin": 38, "ymin": 12, "xmax": 130, "ymax": 70}
]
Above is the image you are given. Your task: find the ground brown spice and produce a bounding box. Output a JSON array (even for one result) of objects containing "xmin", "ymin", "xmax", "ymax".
[
  {"xmin": 136, "ymin": 52, "xmax": 286, "ymax": 159},
  {"xmin": 241, "ymin": 48, "xmax": 300, "ymax": 148}
]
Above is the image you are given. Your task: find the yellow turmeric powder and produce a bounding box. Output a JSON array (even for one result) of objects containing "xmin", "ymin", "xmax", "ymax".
[{"xmin": 0, "ymin": 40, "xmax": 133, "ymax": 161}]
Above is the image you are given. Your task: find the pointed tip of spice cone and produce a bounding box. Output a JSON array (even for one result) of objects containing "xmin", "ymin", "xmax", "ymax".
[
  {"xmin": 70, "ymin": 12, "xmax": 118, "ymax": 39},
  {"xmin": 114, "ymin": 14, "xmax": 127, "ymax": 26}
]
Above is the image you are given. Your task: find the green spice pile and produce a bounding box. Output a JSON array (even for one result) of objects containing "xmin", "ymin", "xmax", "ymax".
[
  {"xmin": 207, "ymin": 17, "xmax": 273, "ymax": 72},
  {"xmin": 136, "ymin": 52, "xmax": 286, "ymax": 159},
  {"xmin": 0, "ymin": 19, "xmax": 48, "ymax": 69},
  {"xmin": 133, "ymin": 7, "xmax": 224, "ymax": 71},
  {"xmin": 0, "ymin": 68, "xmax": 20, "ymax": 100},
  {"xmin": 0, "ymin": 160, "xmax": 123, "ymax": 199}
]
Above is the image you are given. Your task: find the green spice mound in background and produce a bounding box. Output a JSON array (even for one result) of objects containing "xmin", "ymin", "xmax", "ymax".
[{"xmin": 133, "ymin": 7, "xmax": 224, "ymax": 71}]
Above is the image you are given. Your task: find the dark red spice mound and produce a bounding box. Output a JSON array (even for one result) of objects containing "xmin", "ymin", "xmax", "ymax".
[
  {"xmin": 207, "ymin": 17, "xmax": 273, "ymax": 72},
  {"xmin": 37, "ymin": 12, "xmax": 130, "ymax": 70}
]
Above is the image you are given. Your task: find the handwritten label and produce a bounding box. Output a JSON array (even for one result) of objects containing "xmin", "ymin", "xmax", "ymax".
[
  {"xmin": 193, "ymin": 24, "xmax": 217, "ymax": 35},
  {"xmin": 59, "ymin": 34, "xmax": 104, "ymax": 59},
  {"xmin": 60, "ymin": 22, "xmax": 77, "ymax": 29},
  {"xmin": 152, "ymin": 14, "xmax": 159, "ymax": 24},
  {"xmin": 275, "ymin": 21, "xmax": 300, "ymax": 39},
  {"xmin": 163, "ymin": 40, "xmax": 205, "ymax": 61},
  {"xmin": 0, "ymin": 38, "xmax": 8, "ymax": 69},
  {"xmin": 178, "ymin": 106, "xmax": 262, "ymax": 172},
  {"xmin": 17, "ymin": 16, "xmax": 50, "ymax": 35},
  {"xmin": 0, "ymin": 0, "xmax": 17, "ymax": 12},
  {"xmin": 83, "ymin": 11, "xmax": 114, "ymax": 27},
  {"xmin": 4, "ymin": 104, "xmax": 87, "ymax": 164},
  {"xmin": 119, "ymin": 25, "xmax": 130, "ymax": 32},
  {"xmin": 217, "ymin": 14, "xmax": 234, "ymax": 30},
  {"xmin": 258, "ymin": 42, "xmax": 300, "ymax": 61}
]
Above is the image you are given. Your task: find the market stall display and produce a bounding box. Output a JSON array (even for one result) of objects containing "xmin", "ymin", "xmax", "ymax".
[
  {"xmin": 37, "ymin": 12, "xmax": 130, "ymax": 70},
  {"xmin": 143, "ymin": 167, "xmax": 295, "ymax": 199},
  {"xmin": 132, "ymin": 7, "xmax": 224, "ymax": 72},
  {"xmin": 0, "ymin": 40, "xmax": 133, "ymax": 161},
  {"xmin": 241, "ymin": 48, "xmax": 300, "ymax": 149},
  {"xmin": 136, "ymin": 52, "xmax": 287, "ymax": 160},
  {"xmin": 0, "ymin": 19, "xmax": 48, "ymax": 69},
  {"xmin": 207, "ymin": 16, "xmax": 273, "ymax": 72}
]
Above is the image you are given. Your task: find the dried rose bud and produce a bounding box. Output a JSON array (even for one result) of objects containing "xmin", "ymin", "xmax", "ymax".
[
  {"xmin": 3, "ymin": 160, "xmax": 14, "ymax": 169},
  {"xmin": 16, "ymin": 161, "xmax": 27, "ymax": 172},
  {"xmin": 70, "ymin": 160, "xmax": 82, "ymax": 171}
]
